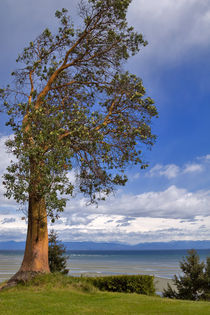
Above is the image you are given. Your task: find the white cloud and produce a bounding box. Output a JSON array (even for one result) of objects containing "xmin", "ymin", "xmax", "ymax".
[
  {"xmin": 130, "ymin": 172, "xmax": 140, "ymax": 181},
  {"xmin": 53, "ymin": 213, "xmax": 210, "ymax": 244},
  {"xmin": 62, "ymin": 185, "xmax": 210, "ymax": 220},
  {"xmin": 128, "ymin": 0, "xmax": 210, "ymax": 68},
  {"xmin": 115, "ymin": 185, "xmax": 210, "ymax": 219},
  {"xmin": 1, "ymin": 209, "xmax": 210, "ymax": 243},
  {"xmin": 0, "ymin": 214, "xmax": 26, "ymax": 241},
  {"xmin": 148, "ymin": 164, "xmax": 180, "ymax": 179},
  {"xmin": 2, "ymin": 0, "xmax": 209, "ymax": 82},
  {"xmin": 0, "ymin": 135, "xmax": 14, "ymax": 173},
  {"xmin": 66, "ymin": 170, "xmax": 76, "ymax": 185},
  {"xmin": 147, "ymin": 157, "xmax": 207, "ymax": 179},
  {"xmin": 0, "ymin": 135, "xmax": 17, "ymax": 208},
  {"xmin": 0, "ymin": 134, "xmax": 210, "ymax": 243},
  {"xmin": 183, "ymin": 163, "xmax": 203, "ymax": 174},
  {"xmin": 199, "ymin": 154, "xmax": 210, "ymax": 161}
]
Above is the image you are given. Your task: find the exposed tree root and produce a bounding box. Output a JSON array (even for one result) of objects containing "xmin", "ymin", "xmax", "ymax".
[{"xmin": 0, "ymin": 271, "xmax": 44, "ymax": 291}]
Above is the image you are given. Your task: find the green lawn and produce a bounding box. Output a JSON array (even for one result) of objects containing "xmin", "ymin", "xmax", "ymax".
[{"xmin": 0, "ymin": 275, "xmax": 209, "ymax": 314}]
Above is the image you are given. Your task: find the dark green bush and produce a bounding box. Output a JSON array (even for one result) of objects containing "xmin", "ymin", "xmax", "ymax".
[{"xmin": 88, "ymin": 275, "xmax": 155, "ymax": 295}]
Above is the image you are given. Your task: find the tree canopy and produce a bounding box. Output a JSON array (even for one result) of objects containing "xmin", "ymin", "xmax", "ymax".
[{"xmin": 0, "ymin": 0, "xmax": 157, "ymax": 223}]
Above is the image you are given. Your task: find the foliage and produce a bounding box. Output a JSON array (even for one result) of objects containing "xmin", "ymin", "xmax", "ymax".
[
  {"xmin": 18, "ymin": 272, "xmax": 155, "ymax": 295},
  {"xmin": 0, "ymin": 0, "xmax": 158, "ymax": 222},
  {"xmin": 163, "ymin": 250, "xmax": 210, "ymax": 301},
  {"xmin": 87, "ymin": 274, "xmax": 155, "ymax": 295},
  {"xmin": 203, "ymin": 257, "xmax": 210, "ymax": 300},
  {"xmin": 48, "ymin": 230, "xmax": 69, "ymax": 274}
]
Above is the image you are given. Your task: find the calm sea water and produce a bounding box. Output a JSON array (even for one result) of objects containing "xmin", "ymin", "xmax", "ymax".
[{"xmin": 0, "ymin": 249, "xmax": 209, "ymax": 283}]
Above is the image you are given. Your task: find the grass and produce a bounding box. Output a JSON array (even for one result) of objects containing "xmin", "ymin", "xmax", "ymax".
[{"xmin": 0, "ymin": 274, "xmax": 209, "ymax": 314}]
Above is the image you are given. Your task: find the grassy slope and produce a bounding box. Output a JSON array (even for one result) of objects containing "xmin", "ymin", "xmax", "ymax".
[{"xmin": 0, "ymin": 275, "xmax": 209, "ymax": 315}]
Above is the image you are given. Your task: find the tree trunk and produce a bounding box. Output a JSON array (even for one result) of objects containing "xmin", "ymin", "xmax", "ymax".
[
  {"xmin": 21, "ymin": 196, "xmax": 50, "ymax": 272},
  {"xmin": 7, "ymin": 195, "xmax": 50, "ymax": 285}
]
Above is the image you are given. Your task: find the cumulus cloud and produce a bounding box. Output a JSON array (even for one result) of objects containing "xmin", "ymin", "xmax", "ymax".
[
  {"xmin": 53, "ymin": 214, "xmax": 210, "ymax": 244},
  {"xmin": 1, "ymin": 211, "xmax": 210, "ymax": 243},
  {"xmin": 205, "ymin": 154, "xmax": 210, "ymax": 160},
  {"xmin": 183, "ymin": 163, "xmax": 203, "ymax": 174},
  {"xmin": 1, "ymin": 0, "xmax": 210, "ymax": 84},
  {"xmin": 148, "ymin": 164, "xmax": 180, "ymax": 179},
  {"xmin": 0, "ymin": 134, "xmax": 210, "ymax": 242},
  {"xmin": 109, "ymin": 186, "xmax": 210, "ymax": 219},
  {"xmin": 0, "ymin": 135, "xmax": 17, "ymax": 209},
  {"xmin": 62, "ymin": 185, "xmax": 210, "ymax": 220},
  {"xmin": 65, "ymin": 214, "xmax": 94, "ymax": 226},
  {"xmin": 0, "ymin": 135, "xmax": 13, "ymax": 173},
  {"xmin": 128, "ymin": 0, "xmax": 210, "ymax": 68},
  {"xmin": 0, "ymin": 214, "xmax": 26, "ymax": 241},
  {"xmin": 147, "ymin": 157, "xmax": 208, "ymax": 179},
  {"xmin": 198, "ymin": 154, "xmax": 210, "ymax": 162}
]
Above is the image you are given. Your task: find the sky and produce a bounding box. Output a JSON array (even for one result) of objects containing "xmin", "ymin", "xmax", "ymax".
[{"xmin": 0, "ymin": 0, "xmax": 210, "ymax": 244}]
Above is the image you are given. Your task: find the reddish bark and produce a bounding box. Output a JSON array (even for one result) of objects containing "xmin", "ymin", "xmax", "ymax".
[
  {"xmin": 19, "ymin": 196, "xmax": 50, "ymax": 273},
  {"xmin": 4, "ymin": 196, "xmax": 50, "ymax": 287}
]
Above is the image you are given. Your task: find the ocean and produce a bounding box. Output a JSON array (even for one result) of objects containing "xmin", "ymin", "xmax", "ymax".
[{"xmin": 0, "ymin": 249, "xmax": 209, "ymax": 283}]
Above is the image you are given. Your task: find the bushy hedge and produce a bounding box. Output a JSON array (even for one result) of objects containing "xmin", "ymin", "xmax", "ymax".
[
  {"xmin": 88, "ymin": 275, "xmax": 155, "ymax": 295},
  {"xmin": 22, "ymin": 273, "xmax": 155, "ymax": 295}
]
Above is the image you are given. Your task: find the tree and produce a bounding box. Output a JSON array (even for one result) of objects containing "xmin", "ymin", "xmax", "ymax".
[
  {"xmin": 0, "ymin": 0, "xmax": 158, "ymax": 283},
  {"xmin": 48, "ymin": 230, "xmax": 69, "ymax": 274},
  {"xmin": 203, "ymin": 257, "xmax": 210, "ymax": 301},
  {"xmin": 163, "ymin": 250, "xmax": 210, "ymax": 301}
]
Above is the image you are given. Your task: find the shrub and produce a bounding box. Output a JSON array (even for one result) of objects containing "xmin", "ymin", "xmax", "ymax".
[
  {"xmin": 88, "ymin": 275, "xmax": 155, "ymax": 295},
  {"xmin": 15, "ymin": 272, "xmax": 154, "ymax": 295},
  {"xmin": 48, "ymin": 230, "xmax": 69, "ymax": 274},
  {"xmin": 163, "ymin": 249, "xmax": 210, "ymax": 301}
]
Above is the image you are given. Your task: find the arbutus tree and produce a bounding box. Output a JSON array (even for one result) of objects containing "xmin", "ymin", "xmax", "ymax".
[{"xmin": 0, "ymin": 0, "xmax": 158, "ymax": 283}]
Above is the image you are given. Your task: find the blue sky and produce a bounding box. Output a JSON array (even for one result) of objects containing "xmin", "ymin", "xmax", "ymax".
[{"xmin": 0, "ymin": 0, "xmax": 210, "ymax": 244}]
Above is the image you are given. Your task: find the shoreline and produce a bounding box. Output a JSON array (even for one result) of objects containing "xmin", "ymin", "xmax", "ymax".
[{"xmin": 154, "ymin": 276, "xmax": 175, "ymax": 293}]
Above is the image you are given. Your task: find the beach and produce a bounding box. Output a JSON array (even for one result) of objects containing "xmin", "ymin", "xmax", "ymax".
[
  {"xmin": 154, "ymin": 277, "xmax": 175, "ymax": 293},
  {"xmin": 0, "ymin": 249, "xmax": 209, "ymax": 293}
]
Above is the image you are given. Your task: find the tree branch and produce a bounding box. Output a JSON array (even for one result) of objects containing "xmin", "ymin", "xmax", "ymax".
[
  {"xmin": 95, "ymin": 96, "xmax": 120, "ymax": 131},
  {"xmin": 51, "ymin": 80, "xmax": 109, "ymax": 90},
  {"xmin": 28, "ymin": 70, "xmax": 34, "ymax": 105}
]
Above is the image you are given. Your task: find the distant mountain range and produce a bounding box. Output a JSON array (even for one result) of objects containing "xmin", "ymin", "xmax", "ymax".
[{"xmin": 0, "ymin": 240, "xmax": 210, "ymax": 251}]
